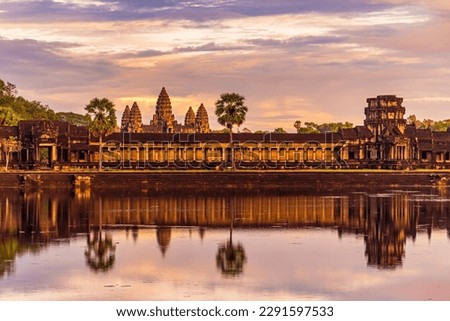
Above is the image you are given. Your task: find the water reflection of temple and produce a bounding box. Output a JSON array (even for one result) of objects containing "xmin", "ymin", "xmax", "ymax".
[{"xmin": 1, "ymin": 188, "xmax": 450, "ymax": 275}]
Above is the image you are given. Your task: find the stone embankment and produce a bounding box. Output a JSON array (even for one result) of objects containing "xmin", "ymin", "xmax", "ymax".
[{"xmin": 0, "ymin": 171, "xmax": 448, "ymax": 191}]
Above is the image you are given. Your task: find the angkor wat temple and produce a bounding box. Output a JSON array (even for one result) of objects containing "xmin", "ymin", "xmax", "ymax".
[
  {"xmin": 1, "ymin": 92, "xmax": 449, "ymax": 170},
  {"xmin": 121, "ymin": 87, "xmax": 210, "ymax": 134}
]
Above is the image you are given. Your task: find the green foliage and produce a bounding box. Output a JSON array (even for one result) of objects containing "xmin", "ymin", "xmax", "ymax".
[
  {"xmin": 0, "ymin": 78, "xmax": 77, "ymax": 124},
  {"xmin": 432, "ymin": 120, "xmax": 450, "ymax": 131},
  {"xmin": 85, "ymin": 97, "xmax": 117, "ymax": 171},
  {"xmin": 0, "ymin": 107, "xmax": 19, "ymax": 126},
  {"xmin": 85, "ymin": 97, "xmax": 117, "ymax": 135},
  {"xmin": 294, "ymin": 121, "xmax": 354, "ymax": 133},
  {"xmin": 215, "ymin": 92, "xmax": 248, "ymax": 131},
  {"xmin": 0, "ymin": 78, "xmax": 90, "ymax": 126},
  {"xmin": 273, "ymin": 127, "xmax": 287, "ymax": 133},
  {"xmin": 215, "ymin": 92, "xmax": 248, "ymax": 171},
  {"xmin": 211, "ymin": 128, "xmax": 230, "ymax": 133},
  {"xmin": 56, "ymin": 112, "xmax": 90, "ymax": 126},
  {"xmin": 296, "ymin": 121, "xmax": 320, "ymax": 133},
  {"xmin": 407, "ymin": 114, "xmax": 450, "ymax": 131}
]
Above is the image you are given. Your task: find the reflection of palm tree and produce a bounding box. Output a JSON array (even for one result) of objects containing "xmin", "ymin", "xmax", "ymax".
[
  {"xmin": 85, "ymin": 229, "xmax": 116, "ymax": 273},
  {"xmin": 0, "ymin": 238, "xmax": 19, "ymax": 277},
  {"xmin": 216, "ymin": 240, "xmax": 246, "ymax": 277},
  {"xmin": 156, "ymin": 226, "xmax": 171, "ymax": 257},
  {"xmin": 216, "ymin": 196, "xmax": 247, "ymax": 277},
  {"xmin": 85, "ymin": 197, "xmax": 116, "ymax": 273}
]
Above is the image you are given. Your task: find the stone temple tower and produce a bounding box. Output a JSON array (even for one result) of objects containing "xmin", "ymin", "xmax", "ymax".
[
  {"xmin": 121, "ymin": 105, "xmax": 131, "ymax": 131},
  {"xmin": 184, "ymin": 106, "xmax": 196, "ymax": 127},
  {"xmin": 195, "ymin": 103, "xmax": 210, "ymax": 133},
  {"xmin": 129, "ymin": 102, "xmax": 143, "ymax": 133},
  {"xmin": 364, "ymin": 95, "xmax": 409, "ymax": 162},
  {"xmin": 121, "ymin": 102, "xmax": 143, "ymax": 133},
  {"xmin": 364, "ymin": 95, "xmax": 406, "ymax": 138},
  {"xmin": 151, "ymin": 87, "xmax": 176, "ymax": 133}
]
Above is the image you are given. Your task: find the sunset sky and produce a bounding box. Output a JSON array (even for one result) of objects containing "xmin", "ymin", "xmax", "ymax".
[{"xmin": 1, "ymin": 0, "xmax": 449, "ymax": 131}]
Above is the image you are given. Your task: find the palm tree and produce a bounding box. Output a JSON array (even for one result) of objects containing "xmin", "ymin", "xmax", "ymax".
[
  {"xmin": 85, "ymin": 98, "xmax": 117, "ymax": 171},
  {"xmin": 215, "ymin": 93, "xmax": 248, "ymax": 170}
]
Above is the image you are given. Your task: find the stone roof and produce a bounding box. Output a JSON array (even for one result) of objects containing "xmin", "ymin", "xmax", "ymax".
[{"xmin": 340, "ymin": 126, "xmax": 373, "ymax": 140}]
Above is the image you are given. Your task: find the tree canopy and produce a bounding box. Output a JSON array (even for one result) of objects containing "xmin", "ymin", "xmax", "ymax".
[
  {"xmin": 0, "ymin": 78, "xmax": 87, "ymax": 126},
  {"xmin": 293, "ymin": 121, "xmax": 354, "ymax": 133},
  {"xmin": 407, "ymin": 114, "xmax": 450, "ymax": 131},
  {"xmin": 273, "ymin": 127, "xmax": 287, "ymax": 133},
  {"xmin": 85, "ymin": 97, "xmax": 117, "ymax": 136},
  {"xmin": 215, "ymin": 92, "xmax": 248, "ymax": 132}
]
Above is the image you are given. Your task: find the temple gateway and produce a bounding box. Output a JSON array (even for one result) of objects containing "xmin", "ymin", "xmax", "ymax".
[{"xmin": 1, "ymin": 92, "xmax": 449, "ymax": 170}]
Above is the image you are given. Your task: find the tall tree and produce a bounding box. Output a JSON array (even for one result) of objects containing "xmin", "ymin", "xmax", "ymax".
[
  {"xmin": 215, "ymin": 93, "xmax": 248, "ymax": 170},
  {"xmin": 85, "ymin": 98, "xmax": 117, "ymax": 171}
]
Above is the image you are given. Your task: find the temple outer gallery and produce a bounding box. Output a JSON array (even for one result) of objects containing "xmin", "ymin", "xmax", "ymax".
[{"xmin": 1, "ymin": 87, "xmax": 450, "ymax": 170}]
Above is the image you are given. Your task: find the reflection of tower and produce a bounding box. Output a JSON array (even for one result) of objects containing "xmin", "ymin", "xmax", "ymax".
[
  {"xmin": 363, "ymin": 194, "xmax": 416, "ymax": 269},
  {"xmin": 199, "ymin": 226, "xmax": 206, "ymax": 241},
  {"xmin": 156, "ymin": 226, "xmax": 172, "ymax": 257}
]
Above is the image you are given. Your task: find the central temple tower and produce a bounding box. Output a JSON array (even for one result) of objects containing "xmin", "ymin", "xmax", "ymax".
[{"xmin": 151, "ymin": 87, "xmax": 176, "ymax": 133}]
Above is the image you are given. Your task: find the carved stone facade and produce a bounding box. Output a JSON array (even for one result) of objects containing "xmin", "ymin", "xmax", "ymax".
[{"xmin": 1, "ymin": 94, "xmax": 450, "ymax": 170}]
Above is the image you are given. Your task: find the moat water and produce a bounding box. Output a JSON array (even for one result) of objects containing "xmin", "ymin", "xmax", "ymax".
[{"xmin": 1, "ymin": 185, "xmax": 450, "ymax": 300}]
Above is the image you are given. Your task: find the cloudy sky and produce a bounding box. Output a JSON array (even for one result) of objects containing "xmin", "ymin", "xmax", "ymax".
[{"xmin": 0, "ymin": 0, "xmax": 449, "ymax": 131}]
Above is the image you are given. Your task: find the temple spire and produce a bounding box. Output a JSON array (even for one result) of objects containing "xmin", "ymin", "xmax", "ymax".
[
  {"xmin": 184, "ymin": 106, "xmax": 195, "ymax": 127},
  {"xmin": 129, "ymin": 102, "xmax": 143, "ymax": 133},
  {"xmin": 151, "ymin": 87, "xmax": 176, "ymax": 133},
  {"xmin": 121, "ymin": 105, "xmax": 131, "ymax": 132},
  {"xmin": 195, "ymin": 103, "xmax": 210, "ymax": 133}
]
